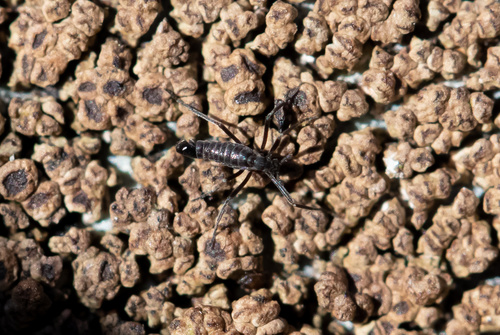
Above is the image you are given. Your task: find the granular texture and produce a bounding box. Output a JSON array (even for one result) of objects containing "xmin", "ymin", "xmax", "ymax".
[{"xmin": 0, "ymin": 1, "xmax": 499, "ymax": 334}]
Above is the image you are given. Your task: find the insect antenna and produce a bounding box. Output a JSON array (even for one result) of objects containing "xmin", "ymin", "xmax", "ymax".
[{"xmin": 210, "ymin": 171, "xmax": 253, "ymax": 247}]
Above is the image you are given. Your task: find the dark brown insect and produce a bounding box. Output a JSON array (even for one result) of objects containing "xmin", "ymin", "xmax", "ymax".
[{"xmin": 168, "ymin": 85, "xmax": 322, "ymax": 246}]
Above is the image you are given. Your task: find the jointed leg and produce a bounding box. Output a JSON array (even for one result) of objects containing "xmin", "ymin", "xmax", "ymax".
[
  {"xmin": 284, "ymin": 82, "xmax": 307, "ymax": 101},
  {"xmin": 279, "ymin": 154, "xmax": 293, "ymax": 166},
  {"xmin": 166, "ymin": 89, "xmax": 243, "ymax": 144},
  {"xmin": 266, "ymin": 172, "xmax": 323, "ymax": 211},
  {"xmin": 260, "ymin": 99, "xmax": 285, "ymax": 151},
  {"xmin": 268, "ymin": 116, "xmax": 320, "ymax": 154},
  {"xmin": 192, "ymin": 170, "xmax": 245, "ymax": 201},
  {"xmin": 210, "ymin": 171, "xmax": 253, "ymax": 247},
  {"xmin": 227, "ymin": 169, "xmax": 245, "ymax": 181}
]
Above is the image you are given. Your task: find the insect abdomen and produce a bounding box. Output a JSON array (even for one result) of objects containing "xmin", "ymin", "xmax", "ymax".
[{"xmin": 196, "ymin": 140, "xmax": 257, "ymax": 169}]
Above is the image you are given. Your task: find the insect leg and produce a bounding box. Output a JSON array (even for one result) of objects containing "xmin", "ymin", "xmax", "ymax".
[
  {"xmin": 192, "ymin": 170, "xmax": 245, "ymax": 201},
  {"xmin": 279, "ymin": 154, "xmax": 293, "ymax": 166},
  {"xmin": 268, "ymin": 116, "xmax": 320, "ymax": 154},
  {"xmin": 284, "ymin": 82, "xmax": 307, "ymax": 101},
  {"xmin": 227, "ymin": 169, "xmax": 245, "ymax": 181},
  {"xmin": 266, "ymin": 172, "xmax": 323, "ymax": 211},
  {"xmin": 166, "ymin": 89, "xmax": 243, "ymax": 144},
  {"xmin": 210, "ymin": 171, "xmax": 253, "ymax": 247}
]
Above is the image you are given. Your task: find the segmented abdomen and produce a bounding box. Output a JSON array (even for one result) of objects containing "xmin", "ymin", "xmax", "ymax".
[{"xmin": 195, "ymin": 140, "xmax": 256, "ymax": 169}]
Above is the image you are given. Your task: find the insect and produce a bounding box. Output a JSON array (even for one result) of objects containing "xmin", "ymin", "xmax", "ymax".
[{"xmin": 167, "ymin": 85, "xmax": 322, "ymax": 246}]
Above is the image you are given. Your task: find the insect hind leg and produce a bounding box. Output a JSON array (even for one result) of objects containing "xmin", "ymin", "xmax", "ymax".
[
  {"xmin": 210, "ymin": 171, "xmax": 253, "ymax": 248},
  {"xmin": 191, "ymin": 170, "xmax": 245, "ymax": 201},
  {"xmin": 266, "ymin": 171, "xmax": 323, "ymax": 212},
  {"xmin": 268, "ymin": 116, "xmax": 320, "ymax": 155},
  {"xmin": 260, "ymin": 99, "xmax": 285, "ymax": 151},
  {"xmin": 165, "ymin": 89, "xmax": 243, "ymax": 144}
]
